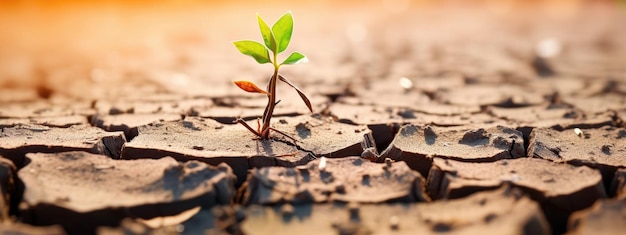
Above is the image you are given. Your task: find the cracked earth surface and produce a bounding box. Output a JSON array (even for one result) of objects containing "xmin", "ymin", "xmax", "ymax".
[{"xmin": 1, "ymin": 0, "xmax": 626, "ymax": 234}]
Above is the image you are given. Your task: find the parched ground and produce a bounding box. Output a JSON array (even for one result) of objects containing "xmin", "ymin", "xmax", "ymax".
[{"xmin": 1, "ymin": 0, "xmax": 626, "ymax": 234}]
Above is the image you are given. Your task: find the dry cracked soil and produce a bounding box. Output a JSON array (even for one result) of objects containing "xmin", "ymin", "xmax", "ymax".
[{"xmin": 1, "ymin": 0, "xmax": 626, "ymax": 234}]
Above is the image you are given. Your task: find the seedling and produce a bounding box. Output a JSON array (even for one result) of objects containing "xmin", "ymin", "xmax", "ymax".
[{"xmin": 232, "ymin": 11, "xmax": 311, "ymax": 140}]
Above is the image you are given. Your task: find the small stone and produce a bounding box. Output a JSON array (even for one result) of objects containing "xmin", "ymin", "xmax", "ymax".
[
  {"xmin": 399, "ymin": 77, "xmax": 413, "ymax": 90},
  {"xmin": 318, "ymin": 157, "xmax": 327, "ymax": 171},
  {"xmin": 389, "ymin": 216, "xmax": 400, "ymax": 230},
  {"xmin": 574, "ymin": 128, "xmax": 584, "ymax": 138}
]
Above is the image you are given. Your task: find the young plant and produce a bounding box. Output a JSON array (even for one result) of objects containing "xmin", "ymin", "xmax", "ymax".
[{"xmin": 232, "ymin": 11, "xmax": 311, "ymax": 140}]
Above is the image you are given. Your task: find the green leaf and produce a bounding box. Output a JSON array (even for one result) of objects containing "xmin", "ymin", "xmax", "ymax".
[
  {"xmin": 233, "ymin": 40, "xmax": 271, "ymax": 64},
  {"xmin": 271, "ymin": 11, "xmax": 294, "ymax": 53},
  {"xmin": 257, "ymin": 14, "xmax": 276, "ymax": 53},
  {"xmin": 281, "ymin": 52, "xmax": 308, "ymax": 65}
]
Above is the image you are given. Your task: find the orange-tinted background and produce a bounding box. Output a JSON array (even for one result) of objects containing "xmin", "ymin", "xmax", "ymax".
[{"xmin": 0, "ymin": 0, "xmax": 624, "ymax": 98}]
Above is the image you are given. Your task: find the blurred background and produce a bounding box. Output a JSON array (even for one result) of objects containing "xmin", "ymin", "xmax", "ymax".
[{"xmin": 0, "ymin": 0, "xmax": 624, "ymax": 100}]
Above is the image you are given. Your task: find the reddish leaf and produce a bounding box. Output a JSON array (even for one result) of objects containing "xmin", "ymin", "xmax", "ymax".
[{"xmin": 233, "ymin": 80, "xmax": 269, "ymax": 95}]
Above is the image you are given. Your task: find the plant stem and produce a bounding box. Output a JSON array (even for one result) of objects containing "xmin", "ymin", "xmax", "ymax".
[{"xmin": 261, "ymin": 66, "xmax": 279, "ymax": 139}]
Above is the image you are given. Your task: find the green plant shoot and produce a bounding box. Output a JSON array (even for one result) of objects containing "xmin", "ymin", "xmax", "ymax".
[{"xmin": 232, "ymin": 11, "xmax": 311, "ymax": 140}]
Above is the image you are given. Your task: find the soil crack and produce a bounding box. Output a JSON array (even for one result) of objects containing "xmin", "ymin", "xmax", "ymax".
[
  {"xmin": 508, "ymin": 139, "xmax": 516, "ymax": 158},
  {"xmin": 271, "ymin": 135, "xmax": 317, "ymax": 160}
]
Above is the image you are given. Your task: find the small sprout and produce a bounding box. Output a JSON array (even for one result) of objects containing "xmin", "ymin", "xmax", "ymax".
[
  {"xmin": 318, "ymin": 157, "xmax": 327, "ymax": 171},
  {"xmin": 574, "ymin": 128, "xmax": 583, "ymax": 138},
  {"xmin": 232, "ymin": 11, "xmax": 311, "ymax": 140}
]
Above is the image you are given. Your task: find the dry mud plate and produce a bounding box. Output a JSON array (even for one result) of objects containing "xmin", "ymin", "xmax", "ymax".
[
  {"xmin": 1, "ymin": 1, "xmax": 626, "ymax": 235},
  {"xmin": 19, "ymin": 152, "xmax": 236, "ymax": 234}
]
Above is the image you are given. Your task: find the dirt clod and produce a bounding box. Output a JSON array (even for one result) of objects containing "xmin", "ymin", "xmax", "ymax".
[
  {"xmin": 20, "ymin": 151, "xmax": 236, "ymax": 234},
  {"xmin": 240, "ymin": 157, "xmax": 429, "ymax": 204}
]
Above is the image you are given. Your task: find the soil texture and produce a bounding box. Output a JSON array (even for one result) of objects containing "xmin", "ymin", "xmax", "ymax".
[{"xmin": 0, "ymin": 0, "xmax": 625, "ymax": 234}]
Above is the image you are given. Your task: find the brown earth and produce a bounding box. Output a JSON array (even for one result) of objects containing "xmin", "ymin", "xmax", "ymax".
[{"xmin": 0, "ymin": 0, "xmax": 626, "ymax": 234}]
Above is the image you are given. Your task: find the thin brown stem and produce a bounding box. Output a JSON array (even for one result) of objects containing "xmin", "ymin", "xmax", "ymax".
[
  {"xmin": 260, "ymin": 68, "xmax": 279, "ymax": 139},
  {"xmin": 236, "ymin": 118, "xmax": 263, "ymax": 139}
]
